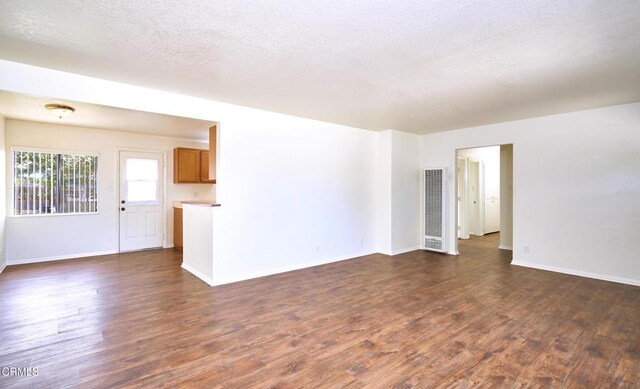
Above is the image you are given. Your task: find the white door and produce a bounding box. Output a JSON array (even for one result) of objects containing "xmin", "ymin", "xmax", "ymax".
[
  {"xmin": 468, "ymin": 161, "xmax": 480, "ymax": 236},
  {"xmin": 119, "ymin": 151, "xmax": 164, "ymax": 252},
  {"xmin": 484, "ymin": 197, "xmax": 501, "ymax": 233}
]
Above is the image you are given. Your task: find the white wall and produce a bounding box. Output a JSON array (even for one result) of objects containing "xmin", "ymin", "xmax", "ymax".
[
  {"xmin": 182, "ymin": 204, "xmax": 215, "ymax": 285},
  {"xmin": 375, "ymin": 131, "xmax": 392, "ymax": 254},
  {"xmin": 499, "ymin": 144, "xmax": 513, "ymax": 249},
  {"xmin": 210, "ymin": 116, "xmax": 377, "ymax": 285},
  {"xmin": 5, "ymin": 119, "xmax": 214, "ymax": 264},
  {"xmin": 375, "ymin": 130, "xmax": 421, "ymax": 255},
  {"xmin": 391, "ymin": 130, "xmax": 420, "ymax": 253},
  {"xmin": 0, "ymin": 114, "xmax": 5, "ymax": 273},
  {"xmin": 420, "ymin": 102, "xmax": 640, "ymax": 286}
]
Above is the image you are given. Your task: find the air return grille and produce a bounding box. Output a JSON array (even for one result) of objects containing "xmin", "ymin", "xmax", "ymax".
[{"xmin": 423, "ymin": 168, "xmax": 446, "ymax": 252}]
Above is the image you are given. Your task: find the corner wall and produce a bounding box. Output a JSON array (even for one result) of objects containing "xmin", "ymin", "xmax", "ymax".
[
  {"xmin": 375, "ymin": 131, "xmax": 392, "ymax": 254},
  {"xmin": 391, "ymin": 131, "xmax": 420, "ymax": 254},
  {"xmin": 0, "ymin": 114, "xmax": 5, "ymax": 274},
  {"xmin": 499, "ymin": 145, "xmax": 513, "ymax": 250},
  {"xmin": 420, "ymin": 102, "xmax": 640, "ymax": 286},
  {"xmin": 376, "ymin": 130, "xmax": 421, "ymax": 255}
]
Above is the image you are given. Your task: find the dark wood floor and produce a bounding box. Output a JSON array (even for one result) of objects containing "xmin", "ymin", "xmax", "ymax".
[{"xmin": 1, "ymin": 234, "xmax": 639, "ymax": 388}]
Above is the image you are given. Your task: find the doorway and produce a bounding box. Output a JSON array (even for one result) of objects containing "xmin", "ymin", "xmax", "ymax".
[
  {"xmin": 119, "ymin": 150, "xmax": 165, "ymax": 252},
  {"xmin": 456, "ymin": 145, "xmax": 513, "ymax": 254}
]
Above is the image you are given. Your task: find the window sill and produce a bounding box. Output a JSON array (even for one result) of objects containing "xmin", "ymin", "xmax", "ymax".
[{"xmin": 10, "ymin": 212, "xmax": 100, "ymax": 218}]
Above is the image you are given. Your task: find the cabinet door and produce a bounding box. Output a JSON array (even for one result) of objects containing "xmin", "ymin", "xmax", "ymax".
[
  {"xmin": 200, "ymin": 150, "xmax": 216, "ymax": 183},
  {"xmin": 174, "ymin": 207, "xmax": 183, "ymax": 251},
  {"xmin": 208, "ymin": 125, "xmax": 217, "ymax": 182},
  {"xmin": 174, "ymin": 148, "xmax": 200, "ymax": 183}
]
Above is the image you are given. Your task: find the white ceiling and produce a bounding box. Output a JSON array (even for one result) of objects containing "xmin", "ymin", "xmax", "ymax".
[
  {"xmin": 0, "ymin": 91, "xmax": 213, "ymax": 141},
  {"xmin": 1, "ymin": 1, "xmax": 639, "ymax": 134}
]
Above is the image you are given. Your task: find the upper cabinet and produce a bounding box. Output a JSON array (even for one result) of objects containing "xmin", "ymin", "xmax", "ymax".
[
  {"xmin": 173, "ymin": 124, "xmax": 217, "ymax": 184},
  {"xmin": 174, "ymin": 148, "xmax": 201, "ymax": 183},
  {"xmin": 208, "ymin": 125, "xmax": 217, "ymax": 182},
  {"xmin": 199, "ymin": 150, "xmax": 215, "ymax": 183}
]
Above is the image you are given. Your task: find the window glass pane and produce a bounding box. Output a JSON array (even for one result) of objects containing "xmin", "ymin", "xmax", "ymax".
[
  {"xmin": 13, "ymin": 151, "xmax": 97, "ymax": 215},
  {"xmin": 127, "ymin": 181, "xmax": 157, "ymax": 202},
  {"xmin": 126, "ymin": 159, "xmax": 158, "ymax": 181}
]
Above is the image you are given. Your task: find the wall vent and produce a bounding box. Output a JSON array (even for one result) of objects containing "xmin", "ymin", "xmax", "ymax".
[{"xmin": 422, "ymin": 168, "xmax": 447, "ymax": 252}]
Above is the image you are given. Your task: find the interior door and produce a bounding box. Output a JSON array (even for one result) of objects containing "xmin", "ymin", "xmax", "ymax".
[
  {"xmin": 484, "ymin": 197, "xmax": 501, "ymax": 233},
  {"xmin": 119, "ymin": 151, "xmax": 164, "ymax": 252},
  {"xmin": 468, "ymin": 161, "xmax": 480, "ymax": 236}
]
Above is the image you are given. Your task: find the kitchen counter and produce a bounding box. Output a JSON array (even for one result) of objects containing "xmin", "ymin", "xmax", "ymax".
[
  {"xmin": 173, "ymin": 200, "xmax": 220, "ymax": 252},
  {"xmin": 181, "ymin": 202, "xmax": 219, "ymax": 286},
  {"xmin": 181, "ymin": 200, "xmax": 221, "ymax": 207},
  {"xmin": 173, "ymin": 200, "xmax": 221, "ymax": 209}
]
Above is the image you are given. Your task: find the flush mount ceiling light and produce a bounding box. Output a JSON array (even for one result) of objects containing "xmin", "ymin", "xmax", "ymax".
[{"xmin": 44, "ymin": 103, "xmax": 75, "ymax": 119}]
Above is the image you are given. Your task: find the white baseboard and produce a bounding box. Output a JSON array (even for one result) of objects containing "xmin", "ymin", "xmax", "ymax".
[
  {"xmin": 447, "ymin": 250, "xmax": 459, "ymax": 255},
  {"xmin": 0, "ymin": 263, "xmax": 6, "ymax": 275},
  {"xmin": 391, "ymin": 246, "xmax": 420, "ymax": 255},
  {"xmin": 498, "ymin": 244, "xmax": 513, "ymax": 250},
  {"xmin": 211, "ymin": 250, "xmax": 376, "ymax": 286},
  {"xmin": 511, "ymin": 260, "xmax": 640, "ymax": 287},
  {"xmin": 164, "ymin": 244, "xmax": 175, "ymax": 249},
  {"xmin": 7, "ymin": 250, "xmax": 119, "ymax": 266},
  {"xmin": 181, "ymin": 262, "xmax": 215, "ymax": 286}
]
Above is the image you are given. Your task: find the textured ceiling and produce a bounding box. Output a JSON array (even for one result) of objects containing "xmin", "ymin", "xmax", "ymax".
[
  {"xmin": 1, "ymin": 1, "xmax": 639, "ymax": 134},
  {"xmin": 0, "ymin": 91, "xmax": 213, "ymax": 141}
]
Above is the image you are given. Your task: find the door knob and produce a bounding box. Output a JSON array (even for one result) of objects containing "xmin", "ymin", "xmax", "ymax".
[{"xmin": 121, "ymin": 207, "xmax": 126, "ymax": 211}]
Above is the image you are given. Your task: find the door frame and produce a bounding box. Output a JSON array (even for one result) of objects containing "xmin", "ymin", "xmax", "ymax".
[
  {"xmin": 117, "ymin": 148, "xmax": 168, "ymax": 252},
  {"xmin": 456, "ymin": 156, "xmax": 470, "ymax": 240},
  {"xmin": 455, "ymin": 144, "xmax": 512, "ymax": 256}
]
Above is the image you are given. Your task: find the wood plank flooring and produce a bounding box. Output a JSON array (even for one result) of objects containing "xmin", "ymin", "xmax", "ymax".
[{"xmin": 0, "ymin": 234, "xmax": 639, "ymax": 388}]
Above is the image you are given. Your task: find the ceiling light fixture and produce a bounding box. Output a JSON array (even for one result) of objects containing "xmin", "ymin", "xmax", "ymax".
[{"xmin": 44, "ymin": 103, "xmax": 75, "ymax": 119}]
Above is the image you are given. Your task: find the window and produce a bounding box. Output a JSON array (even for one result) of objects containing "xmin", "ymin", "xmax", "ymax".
[
  {"xmin": 124, "ymin": 158, "xmax": 159, "ymax": 203},
  {"xmin": 13, "ymin": 150, "xmax": 98, "ymax": 215}
]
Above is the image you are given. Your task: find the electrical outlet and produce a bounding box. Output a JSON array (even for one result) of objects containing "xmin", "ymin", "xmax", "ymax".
[
  {"xmin": 315, "ymin": 245, "xmax": 320, "ymax": 253},
  {"xmin": 360, "ymin": 238, "xmax": 364, "ymax": 246},
  {"xmin": 523, "ymin": 246, "xmax": 530, "ymax": 254}
]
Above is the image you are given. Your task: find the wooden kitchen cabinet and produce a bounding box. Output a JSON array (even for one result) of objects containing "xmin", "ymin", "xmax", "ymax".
[
  {"xmin": 208, "ymin": 125, "xmax": 217, "ymax": 182},
  {"xmin": 174, "ymin": 148, "xmax": 201, "ymax": 183},
  {"xmin": 173, "ymin": 125, "xmax": 217, "ymax": 184},
  {"xmin": 173, "ymin": 147, "xmax": 216, "ymax": 184},
  {"xmin": 200, "ymin": 150, "xmax": 215, "ymax": 183},
  {"xmin": 174, "ymin": 206, "xmax": 183, "ymax": 251}
]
